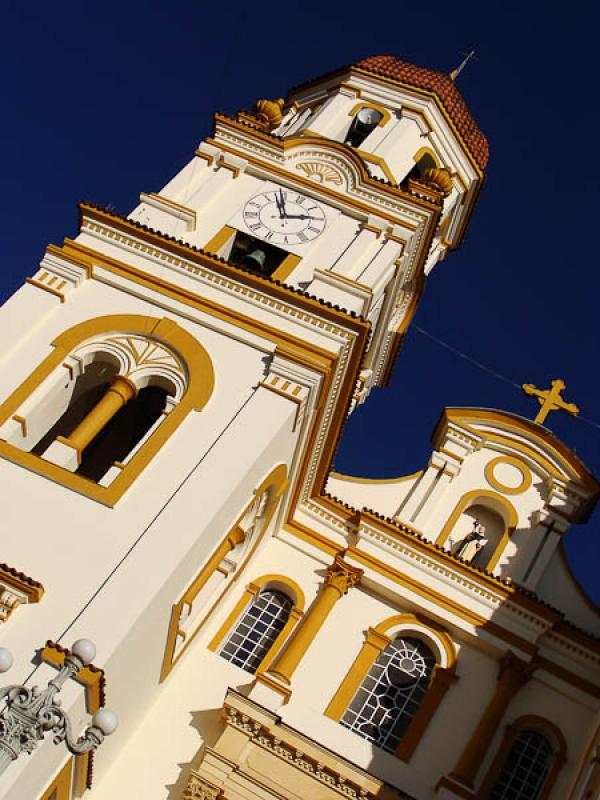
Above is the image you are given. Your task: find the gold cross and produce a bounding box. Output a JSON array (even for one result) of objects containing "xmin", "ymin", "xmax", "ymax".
[{"xmin": 522, "ymin": 379, "xmax": 580, "ymax": 425}]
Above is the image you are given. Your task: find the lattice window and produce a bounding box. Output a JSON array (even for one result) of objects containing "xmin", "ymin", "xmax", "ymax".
[
  {"xmin": 341, "ymin": 636, "xmax": 435, "ymax": 753},
  {"xmin": 219, "ymin": 589, "xmax": 292, "ymax": 673},
  {"xmin": 487, "ymin": 730, "xmax": 552, "ymax": 800}
]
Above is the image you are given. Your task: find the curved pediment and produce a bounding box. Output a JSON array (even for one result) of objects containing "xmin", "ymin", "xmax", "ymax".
[{"xmin": 436, "ymin": 408, "xmax": 600, "ymax": 508}]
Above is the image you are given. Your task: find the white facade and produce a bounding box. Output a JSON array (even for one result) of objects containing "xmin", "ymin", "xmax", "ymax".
[{"xmin": 0, "ymin": 56, "xmax": 598, "ymax": 800}]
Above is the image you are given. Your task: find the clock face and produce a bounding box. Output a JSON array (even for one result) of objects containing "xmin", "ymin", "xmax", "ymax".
[{"xmin": 242, "ymin": 189, "xmax": 327, "ymax": 247}]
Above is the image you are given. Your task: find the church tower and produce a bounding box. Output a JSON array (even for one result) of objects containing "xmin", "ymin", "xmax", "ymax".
[{"xmin": 0, "ymin": 56, "xmax": 599, "ymax": 800}]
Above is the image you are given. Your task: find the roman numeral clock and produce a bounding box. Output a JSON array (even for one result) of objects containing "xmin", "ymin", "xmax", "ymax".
[{"xmin": 227, "ymin": 181, "xmax": 337, "ymax": 277}]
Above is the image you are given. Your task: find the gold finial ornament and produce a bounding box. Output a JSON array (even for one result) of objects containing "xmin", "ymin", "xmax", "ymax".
[
  {"xmin": 421, "ymin": 167, "xmax": 453, "ymax": 197},
  {"xmin": 237, "ymin": 98, "xmax": 285, "ymax": 132},
  {"xmin": 254, "ymin": 98, "xmax": 285, "ymax": 130},
  {"xmin": 522, "ymin": 379, "xmax": 580, "ymax": 425}
]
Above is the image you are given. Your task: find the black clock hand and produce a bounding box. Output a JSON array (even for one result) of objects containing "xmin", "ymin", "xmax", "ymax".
[
  {"xmin": 277, "ymin": 189, "xmax": 287, "ymax": 218},
  {"xmin": 274, "ymin": 192, "xmax": 284, "ymax": 219}
]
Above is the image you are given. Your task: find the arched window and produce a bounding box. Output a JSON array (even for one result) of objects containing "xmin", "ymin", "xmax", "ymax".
[
  {"xmin": 486, "ymin": 730, "xmax": 553, "ymax": 799},
  {"xmin": 0, "ymin": 315, "xmax": 214, "ymax": 505},
  {"xmin": 340, "ymin": 636, "xmax": 436, "ymax": 753},
  {"xmin": 219, "ymin": 589, "xmax": 293, "ymax": 674}
]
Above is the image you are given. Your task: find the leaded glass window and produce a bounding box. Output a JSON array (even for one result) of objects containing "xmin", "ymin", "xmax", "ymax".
[
  {"xmin": 219, "ymin": 589, "xmax": 292, "ymax": 673},
  {"xmin": 487, "ymin": 730, "xmax": 552, "ymax": 800},
  {"xmin": 341, "ymin": 636, "xmax": 436, "ymax": 753}
]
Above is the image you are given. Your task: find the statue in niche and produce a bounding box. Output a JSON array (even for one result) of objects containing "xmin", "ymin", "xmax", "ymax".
[{"xmin": 453, "ymin": 519, "xmax": 488, "ymax": 563}]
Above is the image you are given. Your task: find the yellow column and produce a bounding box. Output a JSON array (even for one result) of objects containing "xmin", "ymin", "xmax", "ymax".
[
  {"xmin": 267, "ymin": 552, "xmax": 362, "ymax": 686},
  {"xmin": 63, "ymin": 375, "xmax": 137, "ymax": 455},
  {"xmin": 451, "ymin": 651, "xmax": 535, "ymax": 788}
]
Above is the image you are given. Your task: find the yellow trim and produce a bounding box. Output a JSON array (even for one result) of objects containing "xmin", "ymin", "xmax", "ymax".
[
  {"xmin": 329, "ymin": 469, "xmax": 423, "ymax": 485},
  {"xmin": 373, "ymin": 613, "xmax": 457, "ymax": 667},
  {"xmin": 208, "ymin": 573, "xmax": 304, "ymax": 674},
  {"xmin": 203, "ymin": 224, "xmax": 236, "ymax": 255},
  {"xmin": 325, "ymin": 613, "xmax": 456, "ymax": 762},
  {"xmin": 413, "ymin": 146, "xmax": 440, "ymax": 167},
  {"xmin": 53, "ymin": 229, "xmax": 368, "ymax": 522},
  {"xmin": 436, "ymin": 489, "xmax": 518, "ymax": 573},
  {"xmin": 0, "ymin": 314, "xmax": 214, "ymax": 506},
  {"xmin": 438, "ymin": 408, "xmax": 600, "ymax": 495},
  {"xmin": 41, "ymin": 643, "xmax": 104, "ymax": 714},
  {"xmin": 0, "ymin": 564, "xmax": 43, "ymax": 603},
  {"xmin": 478, "ymin": 714, "xmax": 566, "ymax": 800},
  {"xmin": 40, "ymin": 758, "xmax": 73, "ymax": 800},
  {"xmin": 348, "ymin": 101, "xmax": 391, "ymax": 127},
  {"xmin": 161, "ymin": 465, "xmax": 288, "ymax": 682},
  {"xmin": 25, "ymin": 277, "xmax": 66, "ymax": 303},
  {"xmin": 484, "ymin": 455, "xmax": 532, "ymax": 495},
  {"xmin": 208, "ymin": 120, "xmax": 441, "ymax": 218},
  {"xmin": 272, "ymin": 253, "xmax": 302, "ymax": 283},
  {"xmin": 351, "ymin": 67, "xmax": 484, "ymax": 178},
  {"xmin": 195, "ymin": 151, "xmax": 214, "ymax": 166}
]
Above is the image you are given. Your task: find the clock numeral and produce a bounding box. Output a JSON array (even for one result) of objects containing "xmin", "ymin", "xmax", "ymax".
[
  {"xmin": 264, "ymin": 231, "xmax": 273, "ymax": 241},
  {"xmin": 297, "ymin": 232, "xmax": 308, "ymax": 243},
  {"xmin": 295, "ymin": 195, "xmax": 305, "ymax": 204},
  {"xmin": 247, "ymin": 201, "xmax": 260, "ymax": 208},
  {"xmin": 308, "ymin": 226, "xmax": 321, "ymax": 234},
  {"xmin": 283, "ymin": 235, "xmax": 289, "ymax": 244},
  {"xmin": 248, "ymin": 222, "xmax": 262, "ymax": 232},
  {"xmin": 244, "ymin": 211, "xmax": 259, "ymax": 218}
]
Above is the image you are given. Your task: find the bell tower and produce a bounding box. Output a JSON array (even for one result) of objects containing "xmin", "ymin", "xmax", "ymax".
[{"xmin": 0, "ymin": 57, "xmax": 498, "ymax": 800}]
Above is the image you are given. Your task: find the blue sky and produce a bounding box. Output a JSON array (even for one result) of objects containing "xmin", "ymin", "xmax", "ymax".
[{"xmin": 1, "ymin": 2, "xmax": 599, "ymax": 601}]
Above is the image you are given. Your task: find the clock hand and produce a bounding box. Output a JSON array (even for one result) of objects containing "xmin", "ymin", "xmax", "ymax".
[
  {"xmin": 274, "ymin": 192, "xmax": 284, "ymax": 219},
  {"xmin": 277, "ymin": 189, "xmax": 287, "ymax": 218}
]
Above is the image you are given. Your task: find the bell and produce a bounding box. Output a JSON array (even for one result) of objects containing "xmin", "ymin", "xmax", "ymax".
[{"xmin": 241, "ymin": 248, "xmax": 267, "ymax": 273}]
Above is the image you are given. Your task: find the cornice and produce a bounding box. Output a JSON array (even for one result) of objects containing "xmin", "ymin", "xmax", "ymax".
[
  {"xmin": 78, "ymin": 203, "xmax": 368, "ymax": 328},
  {"xmin": 0, "ymin": 563, "xmax": 44, "ymax": 603}
]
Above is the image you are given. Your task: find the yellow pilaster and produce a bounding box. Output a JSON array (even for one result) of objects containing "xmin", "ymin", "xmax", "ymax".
[
  {"xmin": 450, "ymin": 651, "xmax": 535, "ymax": 787},
  {"xmin": 267, "ymin": 552, "xmax": 362, "ymax": 686}
]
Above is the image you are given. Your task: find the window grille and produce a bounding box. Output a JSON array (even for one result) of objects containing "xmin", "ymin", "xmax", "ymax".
[
  {"xmin": 341, "ymin": 636, "xmax": 435, "ymax": 752},
  {"xmin": 219, "ymin": 589, "xmax": 292, "ymax": 673},
  {"xmin": 487, "ymin": 730, "xmax": 552, "ymax": 800}
]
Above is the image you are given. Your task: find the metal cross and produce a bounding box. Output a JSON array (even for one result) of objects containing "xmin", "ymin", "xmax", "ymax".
[{"xmin": 522, "ymin": 379, "xmax": 580, "ymax": 425}]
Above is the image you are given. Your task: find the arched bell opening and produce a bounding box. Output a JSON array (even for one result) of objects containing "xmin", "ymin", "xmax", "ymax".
[{"xmin": 31, "ymin": 358, "xmax": 119, "ymax": 459}]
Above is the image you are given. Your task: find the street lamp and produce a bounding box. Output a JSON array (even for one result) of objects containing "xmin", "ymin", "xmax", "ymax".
[{"xmin": 0, "ymin": 639, "xmax": 118, "ymax": 775}]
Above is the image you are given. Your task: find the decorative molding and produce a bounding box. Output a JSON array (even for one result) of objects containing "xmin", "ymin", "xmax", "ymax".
[
  {"xmin": 184, "ymin": 773, "xmax": 222, "ymax": 800},
  {"xmin": 296, "ymin": 160, "xmax": 344, "ymax": 185},
  {"xmin": 0, "ymin": 563, "xmax": 43, "ymax": 622},
  {"xmin": 224, "ymin": 704, "xmax": 378, "ymax": 800}
]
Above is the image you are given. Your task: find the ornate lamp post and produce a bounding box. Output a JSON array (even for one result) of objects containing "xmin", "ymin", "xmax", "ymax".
[{"xmin": 0, "ymin": 639, "xmax": 118, "ymax": 776}]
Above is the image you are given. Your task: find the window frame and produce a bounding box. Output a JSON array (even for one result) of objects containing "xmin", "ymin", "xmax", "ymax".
[
  {"xmin": 325, "ymin": 613, "xmax": 456, "ymax": 762},
  {"xmin": 478, "ymin": 715, "xmax": 567, "ymax": 800},
  {"xmin": 208, "ymin": 573, "xmax": 304, "ymax": 676},
  {"xmin": 0, "ymin": 314, "xmax": 214, "ymax": 506}
]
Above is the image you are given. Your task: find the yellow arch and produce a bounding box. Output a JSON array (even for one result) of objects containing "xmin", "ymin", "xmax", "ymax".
[
  {"xmin": 413, "ymin": 146, "xmax": 440, "ymax": 167},
  {"xmin": 208, "ymin": 570, "xmax": 304, "ymax": 674},
  {"xmin": 348, "ymin": 101, "xmax": 391, "ymax": 127},
  {"xmin": 436, "ymin": 489, "xmax": 518, "ymax": 573},
  {"xmin": 373, "ymin": 612, "xmax": 457, "ymax": 669},
  {"xmin": 0, "ymin": 314, "xmax": 215, "ymax": 506},
  {"xmin": 480, "ymin": 714, "xmax": 567, "ymax": 799}
]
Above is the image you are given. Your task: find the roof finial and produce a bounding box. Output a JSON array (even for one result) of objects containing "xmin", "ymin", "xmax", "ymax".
[{"xmin": 449, "ymin": 50, "xmax": 476, "ymax": 82}]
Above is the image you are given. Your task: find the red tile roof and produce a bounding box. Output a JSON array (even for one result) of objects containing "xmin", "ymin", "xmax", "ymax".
[{"xmin": 356, "ymin": 56, "xmax": 489, "ymax": 170}]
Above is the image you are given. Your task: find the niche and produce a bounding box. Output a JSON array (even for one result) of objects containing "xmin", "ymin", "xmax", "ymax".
[{"xmin": 448, "ymin": 502, "xmax": 507, "ymax": 570}]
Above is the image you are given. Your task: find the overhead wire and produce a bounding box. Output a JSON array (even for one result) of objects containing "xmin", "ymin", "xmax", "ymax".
[{"xmin": 411, "ymin": 324, "xmax": 600, "ymax": 432}]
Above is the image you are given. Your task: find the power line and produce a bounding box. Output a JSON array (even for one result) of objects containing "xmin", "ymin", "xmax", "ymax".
[{"xmin": 411, "ymin": 324, "xmax": 600, "ymax": 432}]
